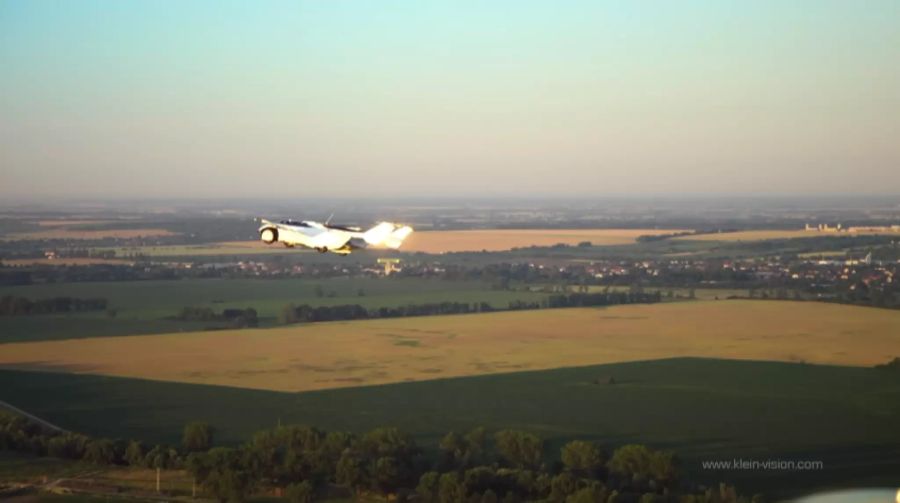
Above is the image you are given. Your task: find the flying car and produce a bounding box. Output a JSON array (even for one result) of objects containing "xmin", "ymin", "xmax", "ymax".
[{"xmin": 257, "ymin": 219, "xmax": 413, "ymax": 255}]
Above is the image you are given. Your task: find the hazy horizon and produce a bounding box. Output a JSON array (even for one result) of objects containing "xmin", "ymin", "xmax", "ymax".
[{"xmin": 2, "ymin": 0, "xmax": 898, "ymax": 199}]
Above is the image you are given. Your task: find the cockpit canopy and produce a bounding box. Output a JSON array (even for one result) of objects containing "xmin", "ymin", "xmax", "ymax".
[
  {"xmin": 278, "ymin": 219, "xmax": 361, "ymax": 232},
  {"xmin": 279, "ymin": 219, "xmax": 310, "ymax": 227}
]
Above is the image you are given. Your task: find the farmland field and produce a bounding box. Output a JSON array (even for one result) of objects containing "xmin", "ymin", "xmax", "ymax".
[
  {"xmin": 2, "ymin": 228, "xmax": 178, "ymax": 240},
  {"xmin": 2, "ymin": 358, "xmax": 899, "ymax": 498},
  {"xmin": 399, "ymin": 228, "xmax": 689, "ymax": 253},
  {"xmin": 0, "ymin": 451, "xmax": 193, "ymax": 501},
  {"xmin": 582, "ymin": 285, "xmax": 748, "ymax": 300},
  {"xmin": 108, "ymin": 241, "xmax": 299, "ymax": 257},
  {"xmin": 99, "ymin": 228, "xmax": 689, "ymax": 256},
  {"xmin": 1, "ymin": 300, "xmax": 898, "ymax": 392},
  {"xmin": 0, "ymin": 258, "xmax": 134, "ymax": 266},
  {"xmin": 676, "ymin": 229, "xmax": 900, "ymax": 242},
  {"xmin": 0, "ymin": 278, "xmax": 547, "ymax": 343},
  {"xmin": 35, "ymin": 219, "xmax": 116, "ymax": 227},
  {"xmin": 0, "ymin": 451, "xmax": 83, "ymax": 484}
]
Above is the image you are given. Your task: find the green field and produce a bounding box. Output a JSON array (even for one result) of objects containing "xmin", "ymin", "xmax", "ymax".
[
  {"xmin": 0, "ymin": 278, "xmax": 546, "ymax": 343},
  {"xmin": 89, "ymin": 233, "xmax": 866, "ymax": 263},
  {"xmin": 106, "ymin": 243, "xmax": 297, "ymax": 257},
  {"xmin": 2, "ymin": 358, "xmax": 899, "ymax": 498},
  {"xmin": 0, "ymin": 452, "xmax": 83, "ymax": 484}
]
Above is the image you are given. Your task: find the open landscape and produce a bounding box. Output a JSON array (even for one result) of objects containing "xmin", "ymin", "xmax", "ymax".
[
  {"xmin": 1, "ymin": 300, "xmax": 898, "ymax": 392},
  {"xmin": 1, "ymin": 228, "xmax": 180, "ymax": 241},
  {"xmin": 0, "ymin": 278, "xmax": 548, "ymax": 343},
  {"xmin": 0, "ymin": 258, "xmax": 136, "ymax": 267},
  {"xmin": 3, "ymin": 358, "xmax": 900, "ymax": 499},
  {"xmin": 675, "ymin": 229, "xmax": 900, "ymax": 242},
  {"xmin": 3, "ymin": 1, "xmax": 900, "ymax": 501},
  {"xmin": 400, "ymin": 229, "xmax": 689, "ymax": 253},
  {"xmin": 62, "ymin": 228, "xmax": 690, "ymax": 258},
  {"xmin": 3, "ymin": 207, "xmax": 899, "ymax": 502}
]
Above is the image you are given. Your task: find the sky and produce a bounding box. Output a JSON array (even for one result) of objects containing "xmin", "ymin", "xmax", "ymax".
[{"xmin": 1, "ymin": 0, "xmax": 898, "ymax": 200}]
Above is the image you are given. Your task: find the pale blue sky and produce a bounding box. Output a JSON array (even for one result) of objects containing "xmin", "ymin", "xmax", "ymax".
[{"xmin": 1, "ymin": 1, "xmax": 898, "ymax": 198}]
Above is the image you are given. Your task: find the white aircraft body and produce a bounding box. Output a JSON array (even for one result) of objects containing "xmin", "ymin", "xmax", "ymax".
[{"xmin": 258, "ymin": 219, "xmax": 413, "ymax": 255}]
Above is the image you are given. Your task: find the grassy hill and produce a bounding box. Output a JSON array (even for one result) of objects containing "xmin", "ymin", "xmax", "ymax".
[{"xmin": 2, "ymin": 358, "xmax": 899, "ymax": 498}]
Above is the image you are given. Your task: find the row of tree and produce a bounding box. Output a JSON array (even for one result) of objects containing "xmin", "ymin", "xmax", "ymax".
[
  {"xmin": 170, "ymin": 306, "xmax": 259, "ymax": 327},
  {"xmin": 0, "ymin": 413, "xmax": 212, "ymax": 468},
  {"xmin": 280, "ymin": 302, "xmax": 494, "ymax": 324},
  {"xmin": 874, "ymin": 356, "xmax": 900, "ymax": 371},
  {"xmin": 0, "ymin": 412, "xmax": 762, "ymax": 502},
  {"xmin": 544, "ymin": 292, "xmax": 663, "ymax": 308},
  {"xmin": 635, "ymin": 231, "xmax": 696, "ymax": 243},
  {"xmin": 0, "ymin": 295, "xmax": 108, "ymax": 316},
  {"xmin": 279, "ymin": 292, "xmax": 663, "ymax": 325}
]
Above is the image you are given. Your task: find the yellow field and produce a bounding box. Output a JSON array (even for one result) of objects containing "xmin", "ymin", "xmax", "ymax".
[
  {"xmin": 35, "ymin": 219, "xmax": 115, "ymax": 227},
  {"xmin": 402, "ymin": 228, "xmax": 688, "ymax": 252},
  {"xmin": 798, "ymin": 250, "xmax": 848, "ymax": 258},
  {"xmin": 1, "ymin": 300, "xmax": 897, "ymax": 393},
  {"xmin": 105, "ymin": 229, "xmax": 689, "ymax": 256},
  {"xmin": 675, "ymin": 229, "xmax": 900, "ymax": 242},
  {"xmin": 111, "ymin": 241, "xmax": 299, "ymax": 256},
  {"xmin": 3, "ymin": 228, "xmax": 178, "ymax": 240}
]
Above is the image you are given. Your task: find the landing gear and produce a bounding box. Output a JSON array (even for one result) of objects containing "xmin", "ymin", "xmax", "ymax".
[{"xmin": 315, "ymin": 247, "xmax": 328, "ymax": 253}]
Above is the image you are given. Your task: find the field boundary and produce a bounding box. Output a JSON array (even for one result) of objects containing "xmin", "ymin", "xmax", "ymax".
[
  {"xmin": 1, "ymin": 300, "xmax": 898, "ymax": 393},
  {"xmin": 0, "ymin": 399, "xmax": 67, "ymax": 433}
]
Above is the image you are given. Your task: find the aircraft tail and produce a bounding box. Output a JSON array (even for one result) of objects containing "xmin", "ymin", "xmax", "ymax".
[
  {"xmin": 363, "ymin": 222, "xmax": 413, "ymax": 248},
  {"xmin": 383, "ymin": 225, "xmax": 413, "ymax": 249},
  {"xmin": 363, "ymin": 222, "xmax": 395, "ymax": 245}
]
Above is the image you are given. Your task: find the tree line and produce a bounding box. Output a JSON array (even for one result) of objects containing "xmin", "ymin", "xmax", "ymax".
[
  {"xmin": 280, "ymin": 292, "xmax": 662, "ymax": 325},
  {"xmin": 279, "ymin": 302, "xmax": 495, "ymax": 324},
  {"xmin": 545, "ymin": 292, "xmax": 662, "ymax": 308},
  {"xmin": 0, "ymin": 295, "xmax": 107, "ymax": 316},
  {"xmin": 0, "ymin": 412, "xmax": 763, "ymax": 503},
  {"xmin": 170, "ymin": 306, "xmax": 259, "ymax": 328},
  {"xmin": 635, "ymin": 232, "xmax": 696, "ymax": 243},
  {"xmin": 874, "ymin": 356, "xmax": 900, "ymax": 371}
]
